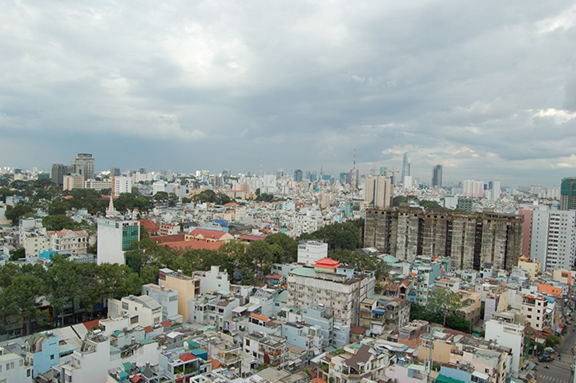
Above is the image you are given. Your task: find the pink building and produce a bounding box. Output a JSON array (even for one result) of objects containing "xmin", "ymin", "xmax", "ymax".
[
  {"xmin": 462, "ymin": 180, "xmax": 484, "ymax": 198},
  {"xmin": 518, "ymin": 207, "xmax": 533, "ymax": 257}
]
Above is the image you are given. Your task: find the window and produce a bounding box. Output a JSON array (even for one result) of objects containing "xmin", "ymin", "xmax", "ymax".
[
  {"xmin": 122, "ymin": 302, "xmax": 129, "ymax": 310},
  {"xmin": 50, "ymin": 354, "xmax": 55, "ymax": 360}
]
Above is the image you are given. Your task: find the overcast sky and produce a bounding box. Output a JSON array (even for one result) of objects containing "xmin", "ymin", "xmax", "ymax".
[{"xmin": 1, "ymin": 0, "xmax": 576, "ymax": 187}]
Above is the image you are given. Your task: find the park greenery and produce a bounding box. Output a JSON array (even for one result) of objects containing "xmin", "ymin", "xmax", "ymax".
[{"xmin": 410, "ymin": 289, "xmax": 471, "ymax": 332}]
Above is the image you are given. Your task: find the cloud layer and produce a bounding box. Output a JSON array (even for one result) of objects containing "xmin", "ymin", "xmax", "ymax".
[{"xmin": 1, "ymin": 0, "xmax": 575, "ymax": 186}]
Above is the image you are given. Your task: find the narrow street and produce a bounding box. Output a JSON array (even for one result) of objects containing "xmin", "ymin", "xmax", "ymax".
[{"xmin": 537, "ymin": 322, "xmax": 576, "ymax": 383}]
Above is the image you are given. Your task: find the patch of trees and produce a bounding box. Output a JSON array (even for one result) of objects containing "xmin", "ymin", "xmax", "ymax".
[
  {"xmin": 409, "ymin": 289, "xmax": 471, "ymax": 332},
  {"xmin": 193, "ymin": 190, "xmax": 232, "ymax": 205},
  {"xmin": 299, "ymin": 220, "xmax": 363, "ymax": 251},
  {"xmin": 0, "ymin": 257, "xmax": 144, "ymax": 335}
]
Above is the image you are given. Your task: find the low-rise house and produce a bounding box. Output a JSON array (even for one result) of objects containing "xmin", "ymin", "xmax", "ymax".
[
  {"xmin": 243, "ymin": 333, "xmax": 289, "ymax": 368},
  {"xmin": 108, "ymin": 295, "xmax": 162, "ymax": 328}
]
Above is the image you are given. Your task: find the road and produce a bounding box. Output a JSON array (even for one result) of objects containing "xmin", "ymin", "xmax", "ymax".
[{"xmin": 538, "ymin": 322, "xmax": 575, "ymax": 383}]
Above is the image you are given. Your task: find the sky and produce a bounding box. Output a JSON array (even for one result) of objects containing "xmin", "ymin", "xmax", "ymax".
[{"xmin": 1, "ymin": 1, "xmax": 576, "ymax": 187}]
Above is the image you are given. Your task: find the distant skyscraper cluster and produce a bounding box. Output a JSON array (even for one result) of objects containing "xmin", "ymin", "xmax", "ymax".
[{"xmin": 51, "ymin": 153, "xmax": 95, "ymax": 186}]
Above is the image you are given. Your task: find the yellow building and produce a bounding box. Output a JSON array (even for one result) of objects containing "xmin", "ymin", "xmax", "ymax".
[
  {"xmin": 159, "ymin": 269, "xmax": 200, "ymax": 322},
  {"xmin": 518, "ymin": 255, "xmax": 540, "ymax": 280}
]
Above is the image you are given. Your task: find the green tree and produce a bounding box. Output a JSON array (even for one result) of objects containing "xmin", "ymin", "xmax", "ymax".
[
  {"xmin": 9, "ymin": 248, "xmax": 25, "ymax": 261},
  {"xmin": 44, "ymin": 256, "xmax": 81, "ymax": 327},
  {"xmin": 265, "ymin": 233, "xmax": 298, "ymax": 262},
  {"xmin": 48, "ymin": 199, "xmax": 71, "ymax": 216},
  {"xmin": 392, "ymin": 196, "xmax": 407, "ymax": 206},
  {"xmin": 427, "ymin": 288, "xmax": 463, "ymax": 326},
  {"xmin": 42, "ymin": 214, "xmax": 78, "ymax": 231},
  {"xmin": 0, "ymin": 274, "xmax": 48, "ymax": 334},
  {"xmin": 242, "ymin": 270, "xmax": 258, "ymax": 285},
  {"xmin": 246, "ymin": 241, "xmax": 282, "ymax": 275},
  {"xmin": 5, "ymin": 202, "xmax": 34, "ymax": 224},
  {"xmin": 420, "ymin": 200, "xmax": 442, "ymax": 209}
]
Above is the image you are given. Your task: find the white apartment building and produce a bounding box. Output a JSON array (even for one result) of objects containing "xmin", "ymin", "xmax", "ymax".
[
  {"xmin": 521, "ymin": 294, "xmax": 548, "ymax": 331},
  {"xmin": 97, "ymin": 218, "xmax": 140, "ymax": 265},
  {"xmin": 293, "ymin": 214, "xmax": 325, "ymax": 235},
  {"xmin": 297, "ymin": 240, "xmax": 328, "ymax": 266},
  {"xmin": 462, "ymin": 179, "xmax": 485, "ymax": 198},
  {"xmin": 485, "ymin": 315, "xmax": 525, "ymax": 374},
  {"xmin": 531, "ymin": 209, "xmax": 576, "ymax": 270},
  {"xmin": 192, "ymin": 266, "xmax": 230, "ymax": 294},
  {"xmin": 112, "ymin": 176, "xmax": 133, "ymax": 197},
  {"xmin": 108, "ymin": 295, "xmax": 162, "ymax": 327},
  {"xmin": 0, "ymin": 345, "xmax": 29, "ymax": 383}
]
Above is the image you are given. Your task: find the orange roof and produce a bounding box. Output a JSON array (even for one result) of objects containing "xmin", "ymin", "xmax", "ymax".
[
  {"xmin": 223, "ymin": 202, "xmax": 239, "ymax": 207},
  {"xmin": 165, "ymin": 241, "xmax": 223, "ymax": 251},
  {"xmin": 312, "ymin": 379, "xmax": 326, "ymax": 383},
  {"xmin": 83, "ymin": 319, "xmax": 100, "ymax": 331},
  {"xmin": 250, "ymin": 313, "xmax": 269, "ymax": 321},
  {"xmin": 209, "ymin": 356, "xmax": 221, "ymax": 370},
  {"xmin": 161, "ymin": 320, "xmax": 172, "ymax": 328},
  {"xmin": 151, "ymin": 234, "xmax": 186, "ymax": 244}
]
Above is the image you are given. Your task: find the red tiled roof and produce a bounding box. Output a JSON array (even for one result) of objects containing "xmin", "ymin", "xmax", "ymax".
[
  {"xmin": 165, "ymin": 241, "xmax": 223, "ymax": 251},
  {"xmin": 238, "ymin": 234, "xmax": 266, "ymax": 241},
  {"xmin": 188, "ymin": 228, "xmax": 228, "ymax": 239},
  {"xmin": 223, "ymin": 202, "xmax": 239, "ymax": 207},
  {"xmin": 151, "ymin": 234, "xmax": 186, "ymax": 244},
  {"xmin": 313, "ymin": 258, "xmax": 341, "ymax": 269},
  {"xmin": 161, "ymin": 320, "xmax": 172, "ymax": 328},
  {"xmin": 312, "ymin": 378, "xmax": 325, "ymax": 383},
  {"xmin": 138, "ymin": 219, "xmax": 160, "ymax": 232},
  {"xmin": 83, "ymin": 319, "xmax": 100, "ymax": 331},
  {"xmin": 130, "ymin": 376, "xmax": 144, "ymax": 383},
  {"xmin": 144, "ymin": 326, "xmax": 153, "ymax": 334},
  {"xmin": 350, "ymin": 326, "xmax": 365, "ymax": 335},
  {"xmin": 265, "ymin": 274, "xmax": 283, "ymax": 279},
  {"xmin": 179, "ymin": 352, "xmax": 197, "ymax": 362}
]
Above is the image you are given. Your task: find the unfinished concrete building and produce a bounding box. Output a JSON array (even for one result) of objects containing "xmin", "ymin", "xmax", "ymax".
[{"xmin": 364, "ymin": 207, "xmax": 523, "ymax": 271}]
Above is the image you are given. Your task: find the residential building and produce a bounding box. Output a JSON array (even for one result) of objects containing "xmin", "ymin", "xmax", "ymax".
[
  {"xmin": 112, "ymin": 176, "xmax": 133, "ymax": 197},
  {"xmin": 63, "ymin": 174, "xmax": 84, "ymax": 191},
  {"xmin": 142, "ymin": 284, "xmax": 179, "ymax": 321},
  {"xmin": 108, "ymin": 295, "xmax": 162, "ymax": 327},
  {"xmin": 49, "ymin": 229, "xmax": 89, "ymax": 255},
  {"xmin": 297, "ymin": 240, "xmax": 328, "ymax": 266},
  {"xmin": 0, "ymin": 345, "xmax": 29, "ymax": 383},
  {"xmin": 96, "ymin": 218, "xmax": 140, "ymax": 265},
  {"xmin": 530, "ymin": 209, "xmax": 576, "ymax": 270},
  {"xmin": 462, "ymin": 180, "xmax": 484, "ymax": 198},
  {"xmin": 364, "ymin": 207, "xmax": 523, "ymax": 271},
  {"xmin": 243, "ymin": 333, "xmax": 289, "ymax": 368},
  {"xmin": 192, "ymin": 266, "xmax": 230, "ymax": 294},
  {"xmin": 286, "ymin": 259, "xmax": 375, "ymax": 347},
  {"xmin": 485, "ymin": 313, "xmax": 526, "ymax": 373},
  {"xmin": 364, "ymin": 176, "xmax": 392, "ymax": 209},
  {"xmin": 159, "ymin": 268, "xmax": 200, "ymax": 322},
  {"xmin": 25, "ymin": 331, "xmax": 59, "ymax": 378},
  {"xmin": 50, "ymin": 164, "xmax": 71, "ymax": 187},
  {"xmin": 521, "ymin": 294, "xmax": 548, "ymax": 331}
]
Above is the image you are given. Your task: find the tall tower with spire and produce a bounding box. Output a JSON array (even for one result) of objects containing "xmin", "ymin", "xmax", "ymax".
[
  {"xmin": 401, "ymin": 153, "xmax": 410, "ymax": 185},
  {"xmin": 351, "ymin": 149, "xmax": 357, "ymax": 192}
]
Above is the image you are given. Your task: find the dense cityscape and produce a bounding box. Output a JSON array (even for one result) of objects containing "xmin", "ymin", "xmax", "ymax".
[{"xmin": 0, "ymin": 152, "xmax": 575, "ymax": 383}]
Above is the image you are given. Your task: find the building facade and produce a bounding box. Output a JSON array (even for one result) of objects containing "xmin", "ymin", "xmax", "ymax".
[{"xmin": 364, "ymin": 207, "xmax": 524, "ymax": 271}]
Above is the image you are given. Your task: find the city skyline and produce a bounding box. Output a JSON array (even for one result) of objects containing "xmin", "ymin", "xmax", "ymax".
[{"xmin": 1, "ymin": 2, "xmax": 576, "ymax": 186}]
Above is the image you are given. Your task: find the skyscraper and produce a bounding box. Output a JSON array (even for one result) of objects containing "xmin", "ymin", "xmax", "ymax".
[
  {"xmin": 401, "ymin": 153, "xmax": 410, "ymax": 185},
  {"xmin": 294, "ymin": 169, "xmax": 303, "ymax": 183},
  {"xmin": 432, "ymin": 165, "xmax": 442, "ymax": 188},
  {"xmin": 72, "ymin": 153, "xmax": 95, "ymax": 181},
  {"xmin": 51, "ymin": 164, "xmax": 71, "ymax": 186},
  {"xmin": 561, "ymin": 177, "xmax": 576, "ymax": 210},
  {"xmin": 364, "ymin": 176, "xmax": 392, "ymax": 209}
]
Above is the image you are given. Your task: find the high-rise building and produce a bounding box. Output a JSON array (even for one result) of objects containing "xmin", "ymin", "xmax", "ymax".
[
  {"xmin": 72, "ymin": 153, "xmax": 95, "ymax": 181},
  {"xmin": 531, "ymin": 209, "xmax": 576, "ymax": 271},
  {"xmin": 364, "ymin": 176, "xmax": 392, "ymax": 209},
  {"xmin": 364, "ymin": 207, "xmax": 524, "ymax": 271},
  {"xmin": 401, "ymin": 153, "xmax": 410, "ymax": 184},
  {"xmin": 110, "ymin": 167, "xmax": 120, "ymax": 177},
  {"xmin": 294, "ymin": 169, "xmax": 303, "ymax": 183},
  {"xmin": 97, "ymin": 218, "xmax": 140, "ymax": 265},
  {"xmin": 432, "ymin": 165, "xmax": 442, "ymax": 188},
  {"xmin": 50, "ymin": 164, "xmax": 71, "ymax": 186},
  {"xmin": 560, "ymin": 177, "xmax": 576, "ymax": 210},
  {"xmin": 488, "ymin": 181, "xmax": 501, "ymax": 201},
  {"xmin": 462, "ymin": 180, "xmax": 484, "ymax": 198}
]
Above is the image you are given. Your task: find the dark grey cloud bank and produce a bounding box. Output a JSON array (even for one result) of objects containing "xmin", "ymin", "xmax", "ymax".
[{"xmin": 1, "ymin": 0, "xmax": 576, "ymax": 186}]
